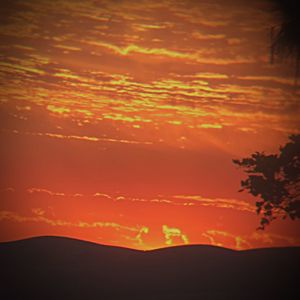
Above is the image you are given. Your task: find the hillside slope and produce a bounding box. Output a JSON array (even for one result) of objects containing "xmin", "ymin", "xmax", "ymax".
[{"xmin": 1, "ymin": 236, "xmax": 299, "ymax": 299}]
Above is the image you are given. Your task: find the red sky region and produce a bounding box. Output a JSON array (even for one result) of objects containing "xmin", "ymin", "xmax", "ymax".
[{"xmin": 0, "ymin": 0, "xmax": 299, "ymax": 250}]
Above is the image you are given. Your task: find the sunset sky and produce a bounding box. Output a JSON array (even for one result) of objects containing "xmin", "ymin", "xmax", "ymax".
[{"xmin": 0, "ymin": 0, "xmax": 300, "ymax": 250}]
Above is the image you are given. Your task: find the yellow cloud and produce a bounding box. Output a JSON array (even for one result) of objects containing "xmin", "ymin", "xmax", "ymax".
[
  {"xmin": 202, "ymin": 230, "xmax": 300, "ymax": 250},
  {"xmin": 133, "ymin": 226, "xmax": 149, "ymax": 246},
  {"xmin": 0, "ymin": 210, "xmax": 144, "ymax": 234},
  {"xmin": 162, "ymin": 225, "xmax": 189, "ymax": 246},
  {"xmin": 24, "ymin": 188, "xmax": 256, "ymax": 214},
  {"xmin": 75, "ymin": 109, "xmax": 93, "ymax": 116},
  {"xmin": 173, "ymin": 195, "xmax": 255, "ymax": 213},
  {"xmin": 54, "ymin": 44, "xmax": 81, "ymax": 51},
  {"xmin": 168, "ymin": 120, "xmax": 182, "ymax": 125},
  {"xmin": 202, "ymin": 230, "xmax": 250, "ymax": 250},
  {"xmin": 84, "ymin": 40, "xmax": 254, "ymax": 65},
  {"xmin": 85, "ymin": 41, "xmax": 192, "ymax": 59},
  {"xmin": 47, "ymin": 105, "xmax": 70, "ymax": 115},
  {"xmin": 0, "ymin": 62, "xmax": 45, "ymax": 75},
  {"xmin": 197, "ymin": 124, "xmax": 223, "ymax": 129},
  {"xmin": 9, "ymin": 129, "xmax": 153, "ymax": 146}
]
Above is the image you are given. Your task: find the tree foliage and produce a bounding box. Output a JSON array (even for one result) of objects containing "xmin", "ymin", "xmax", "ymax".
[
  {"xmin": 269, "ymin": 0, "xmax": 300, "ymax": 84},
  {"xmin": 233, "ymin": 134, "xmax": 300, "ymax": 229}
]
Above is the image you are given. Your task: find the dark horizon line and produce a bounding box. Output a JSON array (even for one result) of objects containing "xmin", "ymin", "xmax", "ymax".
[{"xmin": 1, "ymin": 234, "xmax": 299, "ymax": 253}]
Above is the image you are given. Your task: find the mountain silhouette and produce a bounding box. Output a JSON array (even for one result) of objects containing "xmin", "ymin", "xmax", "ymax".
[{"xmin": 1, "ymin": 236, "xmax": 299, "ymax": 299}]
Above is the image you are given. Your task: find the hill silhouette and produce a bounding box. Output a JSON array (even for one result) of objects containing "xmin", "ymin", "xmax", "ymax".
[{"xmin": 0, "ymin": 236, "xmax": 299, "ymax": 299}]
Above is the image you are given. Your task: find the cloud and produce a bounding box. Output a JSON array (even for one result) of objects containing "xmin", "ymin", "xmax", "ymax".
[
  {"xmin": 84, "ymin": 40, "xmax": 255, "ymax": 65},
  {"xmin": 8, "ymin": 129, "xmax": 153, "ymax": 146},
  {"xmin": 173, "ymin": 195, "xmax": 255, "ymax": 213},
  {"xmin": 162, "ymin": 225, "xmax": 189, "ymax": 246},
  {"xmin": 202, "ymin": 230, "xmax": 250, "ymax": 250},
  {"xmin": 24, "ymin": 188, "xmax": 255, "ymax": 214},
  {"xmin": 28, "ymin": 188, "xmax": 65, "ymax": 196},
  {"xmin": 47, "ymin": 105, "xmax": 71, "ymax": 115},
  {"xmin": 0, "ymin": 61, "xmax": 45, "ymax": 75},
  {"xmin": 192, "ymin": 32, "xmax": 226, "ymax": 40},
  {"xmin": 84, "ymin": 41, "xmax": 193, "ymax": 59},
  {"xmin": 123, "ymin": 226, "xmax": 150, "ymax": 248},
  {"xmin": 32, "ymin": 208, "xmax": 45, "ymax": 216},
  {"xmin": 237, "ymin": 75, "xmax": 296, "ymax": 86},
  {"xmin": 0, "ymin": 210, "xmax": 145, "ymax": 233},
  {"xmin": 202, "ymin": 229, "xmax": 300, "ymax": 250}
]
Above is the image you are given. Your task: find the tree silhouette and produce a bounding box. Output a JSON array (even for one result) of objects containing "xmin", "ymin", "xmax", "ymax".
[
  {"xmin": 269, "ymin": 0, "xmax": 300, "ymax": 84},
  {"xmin": 233, "ymin": 134, "xmax": 300, "ymax": 229}
]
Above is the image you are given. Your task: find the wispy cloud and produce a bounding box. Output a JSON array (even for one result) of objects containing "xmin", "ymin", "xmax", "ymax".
[
  {"xmin": 202, "ymin": 229, "xmax": 300, "ymax": 250},
  {"xmin": 0, "ymin": 210, "xmax": 145, "ymax": 234},
  {"xmin": 173, "ymin": 195, "xmax": 255, "ymax": 213},
  {"xmin": 23, "ymin": 188, "xmax": 255, "ymax": 214},
  {"xmin": 7, "ymin": 129, "xmax": 153, "ymax": 146}
]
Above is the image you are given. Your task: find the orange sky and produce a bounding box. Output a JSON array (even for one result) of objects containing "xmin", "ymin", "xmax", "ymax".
[{"xmin": 0, "ymin": 0, "xmax": 300, "ymax": 250}]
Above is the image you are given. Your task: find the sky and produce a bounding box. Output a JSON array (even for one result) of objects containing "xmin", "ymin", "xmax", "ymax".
[{"xmin": 0, "ymin": 0, "xmax": 299, "ymax": 250}]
